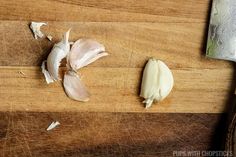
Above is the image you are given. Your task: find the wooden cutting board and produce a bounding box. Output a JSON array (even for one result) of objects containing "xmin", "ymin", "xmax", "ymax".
[{"xmin": 0, "ymin": 0, "xmax": 233, "ymax": 156}]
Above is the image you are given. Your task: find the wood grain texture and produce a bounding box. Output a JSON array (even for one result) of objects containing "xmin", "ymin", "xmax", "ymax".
[
  {"xmin": 0, "ymin": 112, "xmax": 226, "ymax": 157},
  {"xmin": 0, "ymin": 66, "xmax": 234, "ymax": 113},
  {"xmin": 0, "ymin": 21, "xmax": 232, "ymax": 69},
  {"xmin": 0, "ymin": 0, "xmax": 211, "ymax": 22},
  {"xmin": 1, "ymin": 21, "xmax": 234, "ymax": 113},
  {"xmin": 0, "ymin": 0, "xmax": 232, "ymax": 155}
]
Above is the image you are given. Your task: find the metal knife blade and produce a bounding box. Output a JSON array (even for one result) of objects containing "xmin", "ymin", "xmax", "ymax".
[{"xmin": 206, "ymin": 0, "xmax": 236, "ymax": 62}]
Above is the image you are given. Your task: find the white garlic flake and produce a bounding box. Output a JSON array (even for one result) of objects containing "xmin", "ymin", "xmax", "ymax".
[
  {"xmin": 140, "ymin": 58, "xmax": 174, "ymax": 108},
  {"xmin": 46, "ymin": 35, "xmax": 53, "ymax": 41},
  {"xmin": 30, "ymin": 22, "xmax": 47, "ymax": 39},
  {"xmin": 41, "ymin": 61, "xmax": 54, "ymax": 84},
  {"xmin": 46, "ymin": 121, "xmax": 60, "ymax": 131}
]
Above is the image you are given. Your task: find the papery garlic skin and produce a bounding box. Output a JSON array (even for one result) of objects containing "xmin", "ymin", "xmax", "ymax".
[
  {"xmin": 46, "ymin": 35, "xmax": 53, "ymax": 41},
  {"xmin": 46, "ymin": 29, "xmax": 71, "ymax": 81},
  {"xmin": 46, "ymin": 121, "xmax": 60, "ymax": 131},
  {"xmin": 41, "ymin": 61, "xmax": 54, "ymax": 84},
  {"xmin": 140, "ymin": 58, "xmax": 174, "ymax": 108},
  {"xmin": 30, "ymin": 22, "xmax": 47, "ymax": 39},
  {"xmin": 63, "ymin": 71, "xmax": 90, "ymax": 102}
]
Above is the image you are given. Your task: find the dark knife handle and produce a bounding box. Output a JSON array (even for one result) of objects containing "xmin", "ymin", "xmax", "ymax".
[
  {"xmin": 225, "ymin": 93, "xmax": 236, "ymax": 156},
  {"xmin": 225, "ymin": 114, "xmax": 236, "ymax": 155}
]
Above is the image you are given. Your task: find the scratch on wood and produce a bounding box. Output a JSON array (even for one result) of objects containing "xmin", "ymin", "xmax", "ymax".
[
  {"xmin": 3, "ymin": 104, "xmax": 13, "ymax": 157},
  {"xmin": 19, "ymin": 121, "xmax": 33, "ymax": 157},
  {"xmin": 18, "ymin": 71, "xmax": 26, "ymax": 77},
  {"xmin": 15, "ymin": 136, "xmax": 27, "ymax": 156},
  {"xmin": 2, "ymin": 115, "xmax": 9, "ymax": 157},
  {"xmin": 125, "ymin": 127, "xmax": 136, "ymax": 146},
  {"xmin": 1, "ymin": 24, "xmax": 7, "ymax": 62}
]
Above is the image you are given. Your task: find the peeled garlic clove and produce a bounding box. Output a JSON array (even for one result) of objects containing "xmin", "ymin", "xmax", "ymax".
[
  {"xmin": 67, "ymin": 38, "xmax": 108, "ymax": 71},
  {"xmin": 63, "ymin": 71, "xmax": 90, "ymax": 102},
  {"xmin": 30, "ymin": 22, "xmax": 47, "ymax": 39},
  {"xmin": 46, "ymin": 29, "xmax": 71, "ymax": 81},
  {"xmin": 140, "ymin": 58, "xmax": 174, "ymax": 108}
]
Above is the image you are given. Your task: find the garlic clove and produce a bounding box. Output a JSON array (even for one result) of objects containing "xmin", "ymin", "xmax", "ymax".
[
  {"xmin": 140, "ymin": 58, "xmax": 174, "ymax": 108},
  {"xmin": 63, "ymin": 71, "xmax": 90, "ymax": 102},
  {"xmin": 30, "ymin": 22, "xmax": 47, "ymax": 39},
  {"xmin": 67, "ymin": 38, "xmax": 107, "ymax": 71},
  {"xmin": 41, "ymin": 60, "xmax": 54, "ymax": 84},
  {"xmin": 46, "ymin": 29, "xmax": 71, "ymax": 81}
]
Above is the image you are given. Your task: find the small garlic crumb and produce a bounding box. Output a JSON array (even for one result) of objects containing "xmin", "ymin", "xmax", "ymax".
[
  {"xmin": 46, "ymin": 35, "xmax": 53, "ymax": 41},
  {"xmin": 30, "ymin": 22, "xmax": 47, "ymax": 39},
  {"xmin": 46, "ymin": 121, "xmax": 60, "ymax": 131}
]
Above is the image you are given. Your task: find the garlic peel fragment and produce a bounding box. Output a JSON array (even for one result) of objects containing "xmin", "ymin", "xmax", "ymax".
[
  {"xmin": 140, "ymin": 58, "xmax": 174, "ymax": 108},
  {"xmin": 46, "ymin": 29, "xmax": 71, "ymax": 81},
  {"xmin": 63, "ymin": 71, "xmax": 90, "ymax": 102},
  {"xmin": 47, "ymin": 121, "xmax": 60, "ymax": 131},
  {"xmin": 67, "ymin": 38, "xmax": 107, "ymax": 70},
  {"xmin": 30, "ymin": 22, "xmax": 47, "ymax": 39},
  {"xmin": 41, "ymin": 61, "xmax": 54, "ymax": 84},
  {"xmin": 46, "ymin": 35, "xmax": 53, "ymax": 41}
]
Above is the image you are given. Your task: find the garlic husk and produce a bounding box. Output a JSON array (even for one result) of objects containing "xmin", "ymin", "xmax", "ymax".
[
  {"xmin": 140, "ymin": 58, "xmax": 174, "ymax": 108},
  {"xmin": 46, "ymin": 35, "xmax": 53, "ymax": 41},
  {"xmin": 46, "ymin": 29, "xmax": 70, "ymax": 81},
  {"xmin": 63, "ymin": 71, "xmax": 90, "ymax": 102},
  {"xmin": 30, "ymin": 22, "xmax": 47, "ymax": 39},
  {"xmin": 46, "ymin": 121, "xmax": 60, "ymax": 131},
  {"xmin": 67, "ymin": 38, "xmax": 108, "ymax": 71},
  {"xmin": 41, "ymin": 60, "xmax": 54, "ymax": 84}
]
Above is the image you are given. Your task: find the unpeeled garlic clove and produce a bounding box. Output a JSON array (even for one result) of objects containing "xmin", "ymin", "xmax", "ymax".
[
  {"xmin": 63, "ymin": 71, "xmax": 90, "ymax": 102},
  {"xmin": 140, "ymin": 58, "xmax": 174, "ymax": 108},
  {"xmin": 46, "ymin": 29, "xmax": 71, "ymax": 82},
  {"xmin": 67, "ymin": 38, "xmax": 108, "ymax": 71},
  {"xmin": 63, "ymin": 38, "xmax": 108, "ymax": 102},
  {"xmin": 30, "ymin": 22, "xmax": 47, "ymax": 39},
  {"xmin": 41, "ymin": 30, "xmax": 108, "ymax": 102}
]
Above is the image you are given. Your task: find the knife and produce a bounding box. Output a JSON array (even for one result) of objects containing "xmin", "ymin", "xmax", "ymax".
[{"xmin": 206, "ymin": 0, "xmax": 236, "ymax": 155}]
